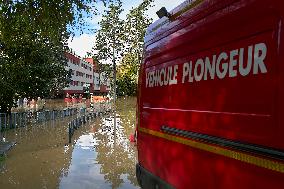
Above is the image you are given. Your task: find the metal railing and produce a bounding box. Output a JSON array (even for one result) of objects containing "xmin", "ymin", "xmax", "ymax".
[
  {"xmin": 68, "ymin": 111, "xmax": 100, "ymax": 143},
  {"xmin": 0, "ymin": 107, "xmax": 83, "ymax": 131}
]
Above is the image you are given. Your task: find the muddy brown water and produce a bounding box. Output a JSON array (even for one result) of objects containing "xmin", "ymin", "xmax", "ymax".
[{"xmin": 0, "ymin": 97, "xmax": 139, "ymax": 189}]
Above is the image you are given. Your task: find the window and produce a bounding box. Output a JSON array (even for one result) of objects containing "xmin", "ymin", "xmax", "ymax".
[
  {"xmin": 86, "ymin": 74, "xmax": 92, "ymax": 79},
  {"xmin": 69, "ymin": 69, "xmax": 74, "ymax": 75}
]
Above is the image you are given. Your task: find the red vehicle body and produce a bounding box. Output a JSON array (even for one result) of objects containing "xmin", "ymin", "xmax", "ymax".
[{"xmin": 136, "ymin": 0, "xmax": 284, "ymax": 188}]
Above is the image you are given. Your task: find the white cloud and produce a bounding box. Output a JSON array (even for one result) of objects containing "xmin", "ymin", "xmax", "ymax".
[
  {"xmin": 68, "ymin": 34, "xmax": 96, "ymax": 58},
  {"xmin": 68, "ymin": 0, "xmax": 186, "ymax": 58}
]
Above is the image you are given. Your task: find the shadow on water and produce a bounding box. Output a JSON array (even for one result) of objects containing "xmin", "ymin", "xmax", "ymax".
[{"xmin": 59, "ymin": 97, "xmax": 139, "ymax": 189}]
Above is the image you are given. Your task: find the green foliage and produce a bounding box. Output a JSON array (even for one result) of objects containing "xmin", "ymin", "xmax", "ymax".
[
  {"xmin": 123, "ymin": 0, "xmax": 153, "ymax": 56},
  {"xmin": 93, "ymin": 0, "xmax": 153, "ymax": 97},
  {"xmin": 117, "ymin": 0, "xmax": 153, "ymax": 96},
  {"xmin": 93, "ymin": 0, "xmax": 125, "ymax": 61},
  {"xmin": 92, "ymin": 0, "xmax": 125, "ymax": 98},
  {"xmin": 0, "ymin": 0, "xmax": 108, "ymax": 113},
  {"xmin": 116, "ymin": 54, "xmax": 139, "ymax": 96}
]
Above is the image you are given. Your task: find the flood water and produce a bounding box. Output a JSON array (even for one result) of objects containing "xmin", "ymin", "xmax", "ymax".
[{"xmin": 0, "ymin": 97, "xmax": 139, "ymax": 189}]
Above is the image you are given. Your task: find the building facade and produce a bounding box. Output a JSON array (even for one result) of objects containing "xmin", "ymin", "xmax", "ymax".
[{"xmin": 64, "ymin": 51, "xmax": 111, "ymax": 96}]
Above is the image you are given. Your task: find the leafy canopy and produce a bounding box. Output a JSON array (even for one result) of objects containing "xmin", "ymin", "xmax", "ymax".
[
  {"xmin": 0, "ymin": 0, "xmax": 108, "ymax": 112},
  {"xmin": 93, "ymin": 0, "xmax": 154, "ymax": 96}
]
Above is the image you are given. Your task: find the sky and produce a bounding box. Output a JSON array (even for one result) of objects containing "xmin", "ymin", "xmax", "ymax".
[{"xmin": 68, "ymin": 0, "xmax": 185, "ymax": 58}]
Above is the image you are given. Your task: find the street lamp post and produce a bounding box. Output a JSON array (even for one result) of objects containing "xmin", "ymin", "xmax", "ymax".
[{"xmin": 112, "ymin": 39, "xmax": 116, "ymax": 107}]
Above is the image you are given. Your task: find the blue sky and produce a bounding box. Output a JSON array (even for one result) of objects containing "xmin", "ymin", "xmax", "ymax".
[{"xmin": 68, "ymin": 0, "xmax": 185, "ymax": 57}]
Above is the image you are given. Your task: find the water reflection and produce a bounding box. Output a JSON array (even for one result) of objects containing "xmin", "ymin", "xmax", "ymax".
[
  {"xmin": 60, "ymin": 97, "xmax": 139, "ymax": 189},
  {"xmin": 0, "ymin": 118, "xmax": 74, "ymax": 189},
  {"xmin": 95, "ymin": 113, "xmax": 138, "ymax": 189},
  {"xmin": 0, "ymin": 97, "xmax": 138, "ymax": 189},
  {"xmin": 59, "ymin": 132, "xmax": 105, "ymax": 189}
]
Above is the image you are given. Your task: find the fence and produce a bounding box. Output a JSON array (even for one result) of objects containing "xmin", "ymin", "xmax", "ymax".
[
  {"xmin": 0, "ymin": 107, "xmax": 84, "ymax": 131},
  {"xmin": 68, "ymin": 111, "xmax": 105, "ymax": 143},
  {"xmin": 0, "ymin": 102, "xmax": 112, "ymax": 143}
]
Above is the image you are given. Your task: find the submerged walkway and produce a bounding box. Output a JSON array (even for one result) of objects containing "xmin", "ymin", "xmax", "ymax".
[{"xmin": 0, "ymin": 97, "xmax": 138, "ymax": 189}]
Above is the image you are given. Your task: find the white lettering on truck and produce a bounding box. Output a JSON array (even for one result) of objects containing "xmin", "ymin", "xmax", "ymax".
[
  {"xmin": 146, "ymin": 42, "xmax": 268, "ymax": 88},
  {"xmin": 147, "ymin": 65, "xmax": 178, "ymax": 88}
]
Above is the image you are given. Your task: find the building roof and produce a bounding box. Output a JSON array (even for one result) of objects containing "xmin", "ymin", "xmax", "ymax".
[{"xmin": 84, "ymin": 58, "xmax": 99, "ymax": 72}]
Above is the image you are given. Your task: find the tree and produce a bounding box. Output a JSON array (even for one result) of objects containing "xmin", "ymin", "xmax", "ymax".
[
  {"xmin": 92, "ymin": 0, "xmax": 124, "ymax": 101},
  {"xmin": 123, "ymin": 0, "xmax": 153, "ymax": 57},
  {"xmin": 92, "ymin": 0, "xmax": 153, "ymax": 97},
  {"xmin": 116, "ymin": 0, "xmax": 153, "ymax": 96},
  {"xmin": 116, "ymin": 54, "xmax": 139, "ymax": 96},
  {"xmin": 0, "ymin": 0, "xmax": 108, "ymax": 113},
  {"xmin": 93, "ymin": 0, "xmax": 124, "ymax": 61}
]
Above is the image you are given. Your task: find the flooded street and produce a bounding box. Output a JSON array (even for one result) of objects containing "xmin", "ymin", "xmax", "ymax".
[{"xmin": 0, "ymin": 97, "xmax": 139, "ymax": 189}]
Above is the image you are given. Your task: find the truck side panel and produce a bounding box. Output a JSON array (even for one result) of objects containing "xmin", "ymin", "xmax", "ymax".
[{"xmin": 138, "ymin": 0, "xmax": 284, "ymax": 188}]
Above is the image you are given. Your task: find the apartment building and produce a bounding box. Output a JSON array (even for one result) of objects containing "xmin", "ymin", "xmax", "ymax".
[
  {"xmin": 64, "ymin": 51, "xmax": 111, "ymax": 96},
  {"xmin": 84, "ymin": 58, "xmax": 111, "ymax": 95},
  {"xmin": 64, "ymin": 51, "xmax": 94, "ymax": 95}
]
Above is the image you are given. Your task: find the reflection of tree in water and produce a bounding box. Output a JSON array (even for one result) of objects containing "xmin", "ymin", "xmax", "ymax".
[{"xmin": 94, "ymin": 97, "xmax": 138, "ymax": 189}]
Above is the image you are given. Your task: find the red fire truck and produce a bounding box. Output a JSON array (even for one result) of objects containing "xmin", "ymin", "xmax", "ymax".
[{"xmin": 136, "ymin": 0, "xmax": 284, "ymax": 188}]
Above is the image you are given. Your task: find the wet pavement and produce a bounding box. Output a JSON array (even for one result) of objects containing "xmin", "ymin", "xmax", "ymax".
[{"xmin": 0, "ymin": 97, "xmax": 139, "ymax": 189}]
